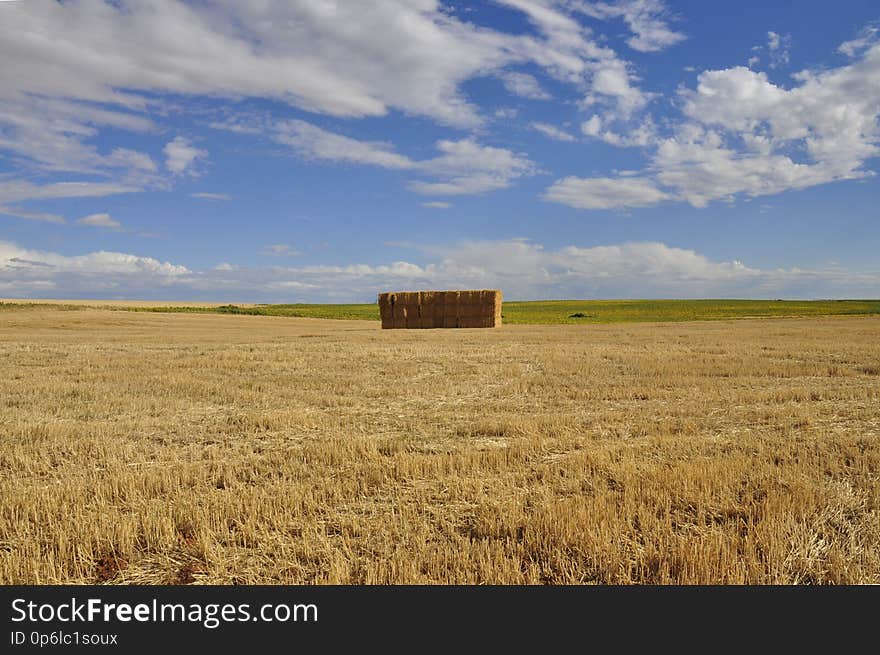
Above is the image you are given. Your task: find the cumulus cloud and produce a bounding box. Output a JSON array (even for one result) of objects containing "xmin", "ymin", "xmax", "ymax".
[
  {"xmin": 274, "ymin": 120, "xmax": 535, "ymax": 196},
  {"xmin": 838, "ymin": 26, "xmax": 879, "ymax": 58},
  {"xmin": 749, "ymin": 31, "xmax": 791, "ymax": 69},
  {"xmin": 275, "ymin": 120, "xmax": 415, "ymax": 170},
  {"xmin": 407, "ymin": 138, "xmax": 537, "ymax": 195},
  {"xmin": 574, "ymin": 0, "xmax": 686, "ymax": 53},
  {"xmin": 531, "ymin": 122, "xmax": 577, "ymax": 141},
  {"xmin": 551, "ymin": 36, "xmax": 880, "ymax": 209},
  {"xmin": 0, "ymin": 240, "xmax": 189, "ymax": 296},
  {"xmin": 77, "ymin": 213, "xmax": 121, "ymax": 229},
  {"xmin": 0, "ymin": 95, "xmax": 156, "ymax": 176},
  {"xmin": 1, "ymin": 0, "xmax": 662, "ymax": 217},
  {"xmin": 0, "ymin": 180, "xmax": 140, "ymax": 224},
  {"xmin": 496, "ymin": 0, "xmax": 653, "ymax": 117},
  {"xmin": 164, "ymin": 137, "xmax": 207, "ymax": 175},
  {"xmin": 2, "ymin": 238, "xmax": 877, "ymax": 302},
  {"xmin": 0, "ymin": 0, "xmax": 653, "ymax": 130},
  {"xmin": 580, "ymin": 57, "xmax": 652, "ymax": 118},
  {"xmin": 666, "ymin": 52, "xmax": 880, "ymax": 204},
  {"xmin": 544, "ymin": 176, "xmax": 670, "ymax": 209},
  {"xmin": 501, "ymin": 72, "xmax": 552, "ymax": 99},
  {"xmin": 580, "ymin": 114, "xmax": 656, "ymax": 146},
  {"xmin": 2, "ymin": 1, "xmax": 875, "ymax": 224},
  {"xmin": 0, "ymin": 1, "xmax": 490, "ymax": 129},
  {"xmin": 581, "ymin": 114, "xmax": 603, "ymax": 136}
]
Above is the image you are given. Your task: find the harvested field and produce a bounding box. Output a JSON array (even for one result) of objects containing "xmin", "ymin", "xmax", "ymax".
[
  {"xmin": 0, "ymin": 307, "xmax": 878, "ymax": 584},
  {"xmin": 5, "ymin": 298, "xmax": 880, "ymax": 324}
]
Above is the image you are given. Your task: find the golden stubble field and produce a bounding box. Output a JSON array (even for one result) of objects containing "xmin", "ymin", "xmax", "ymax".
[{"xmin": 1, "ymin": 308, "xmax": 878, "ymax": 584}]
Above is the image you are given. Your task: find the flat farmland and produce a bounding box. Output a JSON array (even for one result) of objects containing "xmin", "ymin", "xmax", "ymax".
[
  {"xmin": 4, "ymin": 298, "xmax": 879, "ymax": 324},
  {"xmin": 1, "ymin": 307, "xmax": 878, "ymax": 584}
]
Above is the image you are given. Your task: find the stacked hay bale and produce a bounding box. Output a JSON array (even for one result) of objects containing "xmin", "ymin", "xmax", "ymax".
[
  {"xmin": 378, "ymin": 289, "xmax": 502, "ymax": 329},
  {"xmin": 441, "ymin": 291, "xmax": 458, "ymax": 328}
]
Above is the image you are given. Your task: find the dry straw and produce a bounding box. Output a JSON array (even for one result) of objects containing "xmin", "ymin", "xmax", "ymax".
[
  {"xmin": 377, "ymin": 289, "xmax": 502, "ymax": 329},
  {"xmin": 3, "ymin": 307, "xmax": 877, "ymax": 584}
]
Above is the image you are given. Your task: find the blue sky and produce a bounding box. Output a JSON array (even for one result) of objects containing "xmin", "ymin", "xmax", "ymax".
[{"xmin": 1, "ymin": 0, "xmax": 878, "ymax": 301}]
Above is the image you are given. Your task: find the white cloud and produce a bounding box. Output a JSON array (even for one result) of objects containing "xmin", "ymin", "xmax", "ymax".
[
  {"xmin": 422, "ymin": 201, "xmax": 451, "ymax": 209},
  {"xmin": 0, "ymin": 180, "xmax": 140, "ymax": 204},
  {"xmin": 0, "ymin": 95, "xmax": 156, "ymax": 176},
  {"xmin": 531, "ymin": 122, "xmax": 577, "ymax": 141},
  {"xmin": 581, "ymin": 114, "xmax": 603, "ymax": 136},
  {"xmin": 275, "ymin": 120, "xmax": 415, "ymax": 170},
  {"xmin": 579, "ymin": 60, "xmax": 652, "ymax": 121},
  {"xmin": 553, "ymin": 37, "xmax": 880, "ymax": 210},
  {"xmin": 0, "ymin": 0, "xmax": 653, "ymax": 131},
  {"xmin": 494, "ymin": 107, "xmax": 519, "ymax": 119},
  {"xmin": 0, "ymin": 239, "xmax": 189, "ymax": 297},
  {"xmin": 274, "ymin": 120, "xmax": 535, "ymax": 196},
  {"xmin": 669, "ymin": 52, "xmax": 880, "ymax": 202},
  {"xmin": 580, "ymin": 114, "xmax": 656, "ymax": 146},
  {"xmin": 0, "ymin": 0, "xmax": 660, "ymax": 215},
  {"xmin": 501, "ymin": 72, "xmax": 552, "ymax": 99},
  {"xmin": 746, "ymin": 31, "xmax": 791, "ymax": 70},
  {"xmin": 0, "ymin": 206, "xmax": 65, "ymax": 225},
  {"xmin": 261, "ymin": 244, "xmax": 301, "ymax": 257},
  {"xmin": 839, "ymin": 26, "xmax": 879, "ymax": 58},
  {"xmin": 0, "ymin": 1, "xmax": 579, "ymax": 214},
  {"xmin": 496, "ymin": 0, "xmax": 653, "ymax": 116},
  {"xmin": 0, "ymin": 180, "xmax": 140, "ymax": 223},
  {"xmin": 652, "ymin": 127, "xmax": 837, "ymax": 208},
  {"xmin": 0, "ymin": 1, "xmax": 487, "ymax": 128},
  {"xmin": 408, "ymin": 138, "xmax": 536, "ymax": 196},
  {"xmin": 3, "ymin": 238, "xmax": 877, "ymax": 301},
  {"xmin": 574, "ymin": 0, "xmax": 686, "ymax": 53},
  {"xmin": 2, "ymin": 2, "xmax": 874, "ymax": 222},
  {"xmin": 190, "ymin": 192, "xmax": 231, "ymax": 201},
  {"xmin": 77, "ymin": 213, "xmax": 121, "ymax": 229},
  {"xmin": 164, "ymin": 137, "xmax": 207, "ymax": 175},
  {"xmin": 766, "ymin": 31, "xmax": 791, "ymax": 68},
  {"xmin": 544, "ymin": 175, "xmax": 670, "ymax": 209}
]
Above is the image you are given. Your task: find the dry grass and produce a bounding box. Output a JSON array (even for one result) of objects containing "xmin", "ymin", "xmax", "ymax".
[
  {"xmin": 0, "ymin": 308, "xmax": 878, "ymax": 584},
  {"xmin": 0, "ymin": 298, "xmax": 259, "ymax": 308}
]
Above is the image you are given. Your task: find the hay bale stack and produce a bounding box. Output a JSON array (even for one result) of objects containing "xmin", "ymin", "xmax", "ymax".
[
  {"xmin": 419, "ymin": 291, "xmax": 436, "ymax": 328},
  {"xmin": 377, "ymin": 289, "xmax": 502, "ymax": 329},
  {"xmin": 443, "ymin": 290, "xmax": 460, "ymax": 328},
  {"xmin": 483, "ymin": 288, "xmax": 502, "ymax": 327},
  {"xmin": 391, "ymin": 293, "xmax": 408, "ymax": 329},
  {"xmin": 431, "ymin": 291, "xmax": 446, "ymax": 328},
  {"xmin": 378, "ymin": 292, "xmax": 394, "ymax": 329},
  {"xmin": 457, "ymin": 290, "xmax": 480, "ymax": 328},
  {"xmin": 405, "ymin": 292, "xmax": 422, "ymax": 329}
]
